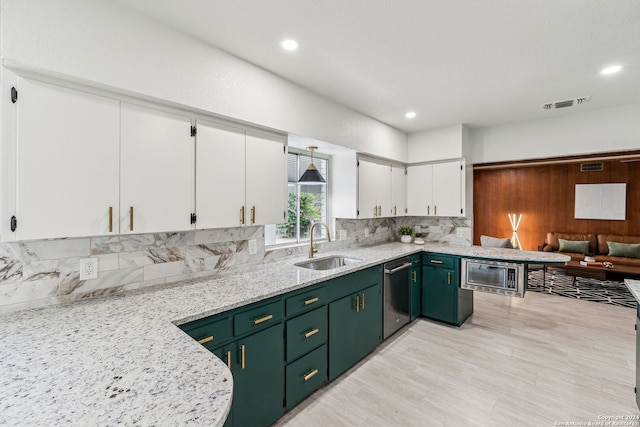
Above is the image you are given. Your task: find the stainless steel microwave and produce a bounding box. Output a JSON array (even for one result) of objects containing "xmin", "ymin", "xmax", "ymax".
[{"xmin": 460, "ymin": 258, "xmax": 526, "ymax": 298}]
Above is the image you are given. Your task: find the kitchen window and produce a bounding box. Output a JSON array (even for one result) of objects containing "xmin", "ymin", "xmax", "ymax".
[{"xmin": 265, "ymin": 150, "xmax": 329, "ymax": 247}]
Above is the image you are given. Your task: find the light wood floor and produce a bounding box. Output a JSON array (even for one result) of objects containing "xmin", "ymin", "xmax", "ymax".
[{"xmin": 275, "ymin": 291, "xmax": 639, "ymax": 427}]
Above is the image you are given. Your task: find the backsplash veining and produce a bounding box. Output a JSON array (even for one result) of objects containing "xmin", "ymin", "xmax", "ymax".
[{"xmin": 0, "ymin": 217, "xmax": 470, "ymax": 313}]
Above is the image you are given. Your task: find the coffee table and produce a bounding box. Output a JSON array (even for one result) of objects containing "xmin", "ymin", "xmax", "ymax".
[{"xmin": 564, "ymin": 261, "xmax": 640, "ymax": 285}]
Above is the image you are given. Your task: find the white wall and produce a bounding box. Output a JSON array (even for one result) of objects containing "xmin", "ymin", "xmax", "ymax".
[
  {"xmin": 0, "ymin": 0, "xmax": 407, "ymax": 162},
  {"xmin": 407, "ymin": 124, "xmax": 465, "ymax": 162},
  {"xmin": 469, "ymin": 103, "xmax": 640, "ymax": 163}
]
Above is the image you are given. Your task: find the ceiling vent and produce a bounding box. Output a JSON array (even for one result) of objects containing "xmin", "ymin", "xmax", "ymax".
[
  {"xmin": 581, "ymin": 162, "xmax": 603, "ymax": 172},
  {"xmin": 541, "ymin": 96, "xmax": 591, "ymax": 111}
]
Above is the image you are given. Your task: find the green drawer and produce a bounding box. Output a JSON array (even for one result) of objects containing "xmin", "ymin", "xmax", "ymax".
[
  {"xmin": 234, "ymin": 300, "xmax": 283, "ymax": 336},
  {"xmin": 285, "ymin": 286, "xmax": 327, "ymax": 317},
  {"xmin": 286, "ymin": 305, "xmax": 328, "ymax": 362},
  {"xmin": 285, "ymin": 344, "xmax": 328, "ymax": 409},
  {"xmin": 326, "ymin": 265, "xmax": 383, "ymax": 301},
  {"xmin": 179, "ymin": 315, "xmax": 232, "ymax": 351},
  {"xmin": 423, "ymin": 253, "xmax": 457, "ymax": 269}
]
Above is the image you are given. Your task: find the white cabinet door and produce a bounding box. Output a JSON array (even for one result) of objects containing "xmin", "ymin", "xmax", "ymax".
[
  {"xmin": 406, "ymin": 164, "xmax": 433, "ymax": 216},
  {"xmin": 195, "ymin": 120, "xmax": 246, "ymax": 228},
  {"xmin": 16, "ymin": 78, "xmax": 120, "ymax": 240},
  {"xmin": 357, "ymin": 160, "xmax": 380, "ymax": 218},
  {"xmin": 245, "ymin": 132, "xmax": 287, "ymax": 226},
  {"xmin": 391, "ymin": 165, "xmax": 406, "ymax": 217},
  {"xmin": 433, "ymin": 161, "xmax": 462, "ymax": 217},
  {"xmin": 120, "ymin": 103, "xmax": 194, "ymax": 234}
]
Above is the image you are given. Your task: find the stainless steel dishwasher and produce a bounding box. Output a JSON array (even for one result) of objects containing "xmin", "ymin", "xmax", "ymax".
[{"xmin": 383, "ymin": 257, "xmax": 412, "ymax": 339}]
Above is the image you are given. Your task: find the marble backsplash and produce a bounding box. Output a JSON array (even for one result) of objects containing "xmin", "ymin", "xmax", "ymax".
[{"xmin": 0, "ymin": 216, "xmax": 471, "ymax": 314}]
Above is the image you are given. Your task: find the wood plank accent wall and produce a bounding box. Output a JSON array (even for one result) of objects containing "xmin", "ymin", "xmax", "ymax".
[{"xmin": 473, "ymin": 159, "xmax": 640, "ymax": 250}]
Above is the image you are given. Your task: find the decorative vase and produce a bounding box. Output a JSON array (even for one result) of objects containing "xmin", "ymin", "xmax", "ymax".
[{"xmin": 400, "ymin": 235, "xmax": 412, "ymax": 243}]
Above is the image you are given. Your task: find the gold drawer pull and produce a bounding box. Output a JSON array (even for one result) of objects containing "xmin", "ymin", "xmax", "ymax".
[
  {"xmin": 355, "ymin": 295, "xmax": 359, "ymax": 313},
  {"xmin": 240, "ymin": 344, "xmax": 246, "ymax": 369},
  {"xmin": 304, "ymin": 369, "xmax": 319, "ymax": 382},
  {"xmin": 430, "ymin": 260, "xmax": 443, "ymax": 264},
  {"xmin": 253, "ymin": 314, "xmax": 273, "ymax": 325},
  {"xmin": 360, "ymin": 294, "xmax": 365, "ymax": 310},
  {"xmin": 412, "ymin": 271, "xmax": 417, "ymax": 283},
  {"xmin": 251, "ymin": 206, "xmax": 256, "ymax": 224},
  {"xmin": 225, "ymin": 351, "xmax": 231, "ymax": 369},
  {"xmin": 129, "ymin": 206, "xmax": 134, "ymax": 231},
  {"xmin": 448, "ymin": 272, "xmax": 451, "ymax": 284},
  {"xmin": 240, "ymin": 206, "xmax": 245, "ymax": 225},
  {"xmin": 197, "ymin": 336, "xmax": 213, "ymax": 345},
  {"xmin": 108, "ymin": 206, "xmax": 113, "ymax": 232},
  {"xmin": 304, "ymin": 297, "xmax": 319, "ymax": 305},
  {"xmin": 304, "ymin": 328, "xmax": 320, "ymax": 339}
]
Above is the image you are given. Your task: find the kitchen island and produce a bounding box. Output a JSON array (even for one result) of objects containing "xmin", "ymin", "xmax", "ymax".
[{"xmin": 0, "ymin": 243, "xmax": 568, "ymax": 426}]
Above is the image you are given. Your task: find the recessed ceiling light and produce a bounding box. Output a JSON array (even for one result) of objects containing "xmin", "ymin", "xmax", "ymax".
[
  {"xmin": 281, "ymin": 39, "xmax": 299, "ymax": 51},
  {"xmin": 405, "ymin": 111, "xmax": 417, "ymax": 119},
  {"xmin": 601, "ymin": 64, "xmax": 623, "ymax": 75}
]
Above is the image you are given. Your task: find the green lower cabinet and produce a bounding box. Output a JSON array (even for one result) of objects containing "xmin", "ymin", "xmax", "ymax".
[
  {"xmin": 214, "ymin": 323, "xmax": 284, "ymax": 427},
  {"xmin": 422, "ymin": 265, "xmax": 457, "ymax": 323},
  {"xmin": 285, "ymin": 344, "xmax": 328, "ymax": 408},
  {"xmin": 328, "ymin": 283, "xmax": 382, "ymax": 381},
  {"xmin": 409, "ymin": 255, "xmax": 422, "ymax": 320}
]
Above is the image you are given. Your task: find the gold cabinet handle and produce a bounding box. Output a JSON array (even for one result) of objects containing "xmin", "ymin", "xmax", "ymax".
[
  {"xmin": 240, "ymin": 206, "xmax": 245, "ymax": 225},
  {"xmin": 197, "ymin": 336, "xmax": 213, "ymax": 345},
  {"xmin": 393, "ymin": 206, "xmax": 397, "ymax": 216},
  {"xmin": 355, "ymin": 295, "xmax": 359, "ymax": 313},
  {"xmin": 434, "ymin": 205, "xmax": 437, "ymax": 216},
  {"xmin": 304, "ymin": 297, "xmax": 319, "ymax": 305},
  {"xmin": 304, "ymin": 328, "xmax": 319, "ymax": 339},
  {"xmin": 303, "ymin": 369, "xmax": 319, "ymax": 382},
  {"xmin": 430, "ymin": 260, "xmax": 443, "ymax": 264},
  {"xmin": 378, "ymin": 206, "xmax": 382, "ymax": 216},
  {"xmin": 448, "ymin": 272, "xmax": 451, "ymax": 284},
  {"xmin": 240, "ymin": 344, "xmax": 245, "ymax": 369},
  {"xmin": 253, "ymin": 314, "xmax": 273, "ymax": 325},
  {"xmin": 373, "ymin": 206, "xmax": 377, "ymax": 217},
  {"xmin": 427, "ymin": 205, "xmax": 430, "ymax": 215},
  {"xmin": 108, "ymin": 206, "xmax": 113, "ymax": 232},
  {"xmin": 361, "ymin": 293, "xmax": 365, "ymax": 310},
  {"xmin": 225, "ymin": 351, "xmax": 231, "ymax": 369},
  {"xmin": 412, "ymin": 271, "xmax": 417, "ymax": 283},
  {"xmin": 251, "ymin": 206, "xmax": 256, "ymax": 224},
  {"xmin": 129, "ymin": 206, "xmax": 134, "ymax": 231}
]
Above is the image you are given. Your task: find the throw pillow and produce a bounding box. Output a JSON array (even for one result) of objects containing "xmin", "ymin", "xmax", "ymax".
[
  {"xmin": 607, "ymin": 241, "xmax": 640, "ymax": 259},
  {"xmin": 480, "ymin": 235, "xmax": 514, "ymax": 249},
  {"xmin": 558, "ymin": 238, "xmax": 590, "ymax": 255}
]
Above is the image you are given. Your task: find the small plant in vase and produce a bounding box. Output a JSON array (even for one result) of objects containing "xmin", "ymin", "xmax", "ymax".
[
  {"xmin": 397, "ymin": 226, "xmax": 413, "ymax": 243},
  {"xmin": 414, "ymin": 232, "xmax": 425, "ymax": 245}
]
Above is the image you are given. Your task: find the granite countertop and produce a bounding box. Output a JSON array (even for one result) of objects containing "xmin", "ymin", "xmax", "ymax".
[
  {"xmin": 0, "ymin": 242, "xmax": 569, "ymax": 426},
  {"xmin": 625, "ymin": 279, "xmax": 640, "ymax": 304}
]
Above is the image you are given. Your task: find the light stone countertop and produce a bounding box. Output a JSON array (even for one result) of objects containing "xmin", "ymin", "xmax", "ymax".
[
  {"xmin": 0, "ymin": 242, "xmax": 569, "ymax": 426},
  {"xmin": 625, "ymin": 279, "xmax": 640, "ymax": 304}
]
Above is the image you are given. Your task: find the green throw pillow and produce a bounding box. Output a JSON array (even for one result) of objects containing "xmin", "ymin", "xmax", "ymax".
[
  {"xmin": 607, "ymin": 241, "xmax": 640, "ymax": 259},
  {"xmin": 558, "ymin": 238, "xmax": 590, "ymax": 255}
]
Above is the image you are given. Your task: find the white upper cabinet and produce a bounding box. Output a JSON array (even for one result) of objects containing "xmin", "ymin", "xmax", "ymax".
[
  {"xmin": 195, "ymin": 121, "xmax": 287, "ymax": 227},
  {"xmin": 432, "ymin": 161, "xmax": 463, "ymax": 217},
  {"xmin": 406, "ymin": 160, "xmax": 465, "ymax": 217},
  {"xmin": 120, "ymin": 103, "xmax": 194, "ymax": 234},
  {"xmin": 390, "ymin": 165, "xmax": 406, "ymax": 217},
  {"xmin": 15, "ymin": 78, "xmax": 120, "ymax": 240},
  {"xmin": 195, "ymin": 120, "xmax": 246, "ymax": 229},
  {"xmin": 245, "ymin": 131, "xmax": 287, "ymax": 226},
  {"xmin": 358, "ymin": 159, "xmax": 391, "ymax": 218},
  {"xmin": 406, "ymin": 164, "xmax": 434, "ymax": 216}
]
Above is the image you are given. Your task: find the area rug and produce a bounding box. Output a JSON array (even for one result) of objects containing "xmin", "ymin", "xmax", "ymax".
[{"xmin": 527, "ymin": 267, "xmax": 636, "ymax": 309}]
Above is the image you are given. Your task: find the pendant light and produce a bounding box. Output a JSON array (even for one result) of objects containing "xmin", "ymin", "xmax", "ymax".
[{"xmin": 298, "ymin": 146, "xmax": 325, "ymax": 183}]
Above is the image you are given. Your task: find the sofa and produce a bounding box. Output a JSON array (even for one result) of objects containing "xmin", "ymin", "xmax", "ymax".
[{"xmin": 540, "ymin": 232, "xmax": 640, "ymax": 267}]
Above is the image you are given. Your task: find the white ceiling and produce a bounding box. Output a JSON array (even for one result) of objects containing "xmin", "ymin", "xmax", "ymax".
[{"xmin": 108, "ymin": 0, "xmax": 640, "ymax": 134}]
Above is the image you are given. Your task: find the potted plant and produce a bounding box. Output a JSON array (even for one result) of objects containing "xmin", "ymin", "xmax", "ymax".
[
  {"xmin": 397, "ymin": 226, "xmax": 413, "ymax": 243},
  {"xmin": 414, "ymin": 232, "xmax": 425, "ymax": 245}
]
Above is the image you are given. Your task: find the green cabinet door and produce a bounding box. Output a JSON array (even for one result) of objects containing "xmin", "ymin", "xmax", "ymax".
[
  {"xmin": 409, "ymin": 255, "xmax": 422, "ymax": 320},
  {"xmin": 329, "ymin": 283, "xmax": 382, "ymax": 381},
  {"xmin": 422, "ymin": 265, "xmax": 456, "ymax": 323},
  {"xmin": 214, "ymin": 324, "xmax": 284, "ymax": 427}
]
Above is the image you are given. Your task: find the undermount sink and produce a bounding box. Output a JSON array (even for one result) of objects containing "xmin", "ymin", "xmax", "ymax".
[{"xmin": 295, "ymin": 255, "xmax": 361, "ymax": 271}]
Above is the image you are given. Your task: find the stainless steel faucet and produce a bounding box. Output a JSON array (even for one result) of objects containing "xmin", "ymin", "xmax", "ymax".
[{"xmin": 309, "ymin": 222, "xmax": 332, "ymax": 258}]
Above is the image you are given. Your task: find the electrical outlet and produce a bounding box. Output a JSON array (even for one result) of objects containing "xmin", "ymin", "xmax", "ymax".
[
  {"xmin": 80, "ymin": 258, "xmax": 98, "ymax": 280},
  {"xmin": 456, "ymin": 228, "xmax": 464, "ymax": 238},
  {"xmin": 364, "ymin": 228, "xmax": 370, "ymax": 238},
  {"xmin": 339, "ymin": 230, "xmax": 347, "ymax": 241},
  {"xmin": 248, "ymin": 239, "xmax": 257, "ymax": 255}
]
